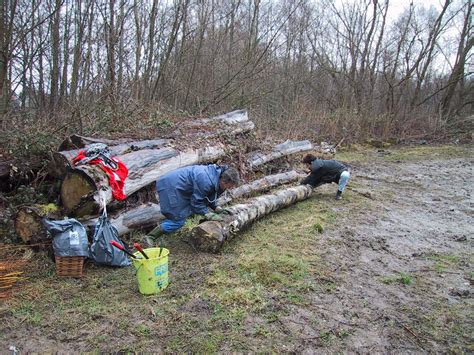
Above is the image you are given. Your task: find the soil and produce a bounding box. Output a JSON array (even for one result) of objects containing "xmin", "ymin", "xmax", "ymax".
[
  {"xmin": 289, "ymin": 153, "xmax": 474, "ymax": 352},
  {"xmin": 0, "ymin": 146, "xmax": 472, "ymax": 352}
]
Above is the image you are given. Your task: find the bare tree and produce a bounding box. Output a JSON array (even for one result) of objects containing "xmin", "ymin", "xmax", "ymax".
[{"xmin": 440, "ymin": 0, "xmax": 473, "ymax": 118}]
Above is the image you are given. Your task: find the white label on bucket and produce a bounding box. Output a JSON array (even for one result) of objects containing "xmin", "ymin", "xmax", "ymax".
[{"xmin": 69, "ymin": 231, "xmax": 80, "ymax": 245}]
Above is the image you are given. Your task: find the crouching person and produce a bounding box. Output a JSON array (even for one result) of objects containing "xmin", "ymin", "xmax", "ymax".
[
  {"xmin": 144, "ymin": 164, "xmax": 240, "ymax": 246},
  {"xmin": 301, "ymin": 154, "xmax": 351, "ymax": 200}
]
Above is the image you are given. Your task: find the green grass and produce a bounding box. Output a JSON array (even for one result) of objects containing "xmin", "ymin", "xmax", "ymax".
[
  {"xmin": 426, "ymin": 254, "xmax": 461, "ymax": 274},
  {"xmin": 336, "ymin": 144, "xmax": 472, "ymax": 163},
  {"xmin": 382, "ymin": 145, "xmax": 472, "ymax": 161},
  {"xmin": 381, "ymin": 272, "xmax": 413, "ymax": 285},
  {"xmin": 399, "ymin": 302, "xmax": 472, "ymax": 350}
]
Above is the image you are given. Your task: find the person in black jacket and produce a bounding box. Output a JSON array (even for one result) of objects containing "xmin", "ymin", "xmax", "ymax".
[{"xmin": 301, "ymin": 154, "xmax": 351, "ymax": 200}]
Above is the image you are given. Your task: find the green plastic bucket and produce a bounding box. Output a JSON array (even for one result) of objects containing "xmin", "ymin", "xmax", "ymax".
[{"xmin": 132, "ymin": 247, "xmax": 169, "ymax": 295}]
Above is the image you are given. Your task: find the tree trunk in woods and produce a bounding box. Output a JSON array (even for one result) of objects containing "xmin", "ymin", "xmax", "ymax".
[
  {"xmin": 14, "ymin": 204, "xmax": 61, "ymax": 243},
  {"xmin": 190, "ymin": 185, "xmax": 313, "ymax": 253}
]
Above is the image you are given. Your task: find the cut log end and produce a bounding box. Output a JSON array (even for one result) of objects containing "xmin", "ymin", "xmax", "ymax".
[
  {"xmin": 60, "ymin": 172, "xmax": 96, "ymax": 215},
  {"xmin": 190, "ymin": 221, "xmax": 226, "ymax": 253},
  {"xmin": 15, "ymin": 210, "xmax": 43, "ymax": 243},
  {"xmin": 14, "ymin": 205, "xmax": 60, "ymax": 243},
  {"xmin": 190, "ymin": 185, "xmax": 313, "ymax": 253}
]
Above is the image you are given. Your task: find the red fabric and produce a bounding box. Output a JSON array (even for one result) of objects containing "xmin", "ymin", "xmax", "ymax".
[{"xmin": 73, "ymin": 150, "xmax": 129, "ymax": 201}]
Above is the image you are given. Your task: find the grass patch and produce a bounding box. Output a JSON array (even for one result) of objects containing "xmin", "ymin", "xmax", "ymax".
[
  {"xmin": 336, "ymin": 144, "xmax": 472, "ymax": 164},
  {"xmin": 426, "ymin": 254, "xmax": 461, "ymax": 274},
  {"xmin": 400, "ymin": 302, "xmax": 472, "ymax": 350},
  {"xmin": 381, "ymin": 272, "xmax": 413, "ymax": 285},
  {"xmin": 382, "ymin": 145, "xmax": 472, "ymax": 161}
]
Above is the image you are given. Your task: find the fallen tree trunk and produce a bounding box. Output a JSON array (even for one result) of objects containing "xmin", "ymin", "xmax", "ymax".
[
  {"xmin": 248, "ymin": 140, "xmax": 338, "ymax": 169},
  {"xmin": 14, "ymin": 202, "xmax": 165, "ymax": 242},
  {"xmin": 216, "ymin": 170, "xmax": 305, "ymax": 205},
  {"xmin": 60, "ymin": 110, "xmax": 254, "ymax": 217},
  {"xmin": 50, "ymin": 138, "xmax": 171, "ymax": 178},
  {"xmin": 190, "ymin": 185, "xmax": 313, "ymax": 253},
  {"xmin": 82, "ymin": 203, "xmax": 165, "ymax": 236},
  {"xmin": 79, "ymin": 170, "xmax": 303, "ymax": 237},
  {"xmin": 248, "ymin": 140, "xmax": 313, "ymax": 168},
  {"xmin": 58, "ymin": 135, "xmax": 134, "ymax": 151},
  {"xmin": 61, "ymin": 144, "xmax": 226, "ymax": 217},
  {"xmin": 74, "ymin": 170, "xmax": 304, "ymax": 237}
]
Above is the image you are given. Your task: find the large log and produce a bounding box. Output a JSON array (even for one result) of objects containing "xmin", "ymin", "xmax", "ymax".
[
  {"xmin": 216, "ymin": 170, "xmax": 305, "ymax": 205},
  {"xmin": 248, "ymin": 140, "xmax": 313, "ymax": 168},
  {"xmin": 18, "ymin": 170, "xmax": 303, "ymax": 242},
  {"xmin": 247, "ymin": 140, "xmax": 338, "ymax": 169},
  {"xmin": 82, "ymin": 202, "xmax": 165, "ymax": 236},
  {"xmin": 58, "ymin": 135, "xmax": 134, "ymax": 151},
  {"xmin": 53, "ymin": 110, "xmax": 253, "ymax": 178},
  {"xmin": 61, "ymin": 144, "xmax": 226, "ymax": 217},
  {"xmin": 79, "ymin": 170, "xmax": 303, "ymax": 236},
  {"xmin": 198, "ymin": 109, "xmax": 253, "ymax": 126},
  {"xmin": 190, "ymin": 185, "xmax": 313, "ymax": 253},
  {"xmin": 60, "ymin": 111, "xmax": 254, "ymax": 217},
  {"xmin": 50, "ymin": 138, "xmax": 171, "ymax": 177}
]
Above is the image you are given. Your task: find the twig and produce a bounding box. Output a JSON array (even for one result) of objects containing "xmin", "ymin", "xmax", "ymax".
[
  {"xmin": 410, "ymin": 268, "xmax": 461, "ymax": 275},
  {"xmin": 334, "ymin": 136, "xmax": 345, "ymax": 149},
  {"xmin": 394, "ymin": 319, "xmax": 426, "ymax": 350}
]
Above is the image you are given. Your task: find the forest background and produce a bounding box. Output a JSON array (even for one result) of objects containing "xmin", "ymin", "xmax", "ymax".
[{"xmin": 0, "ymin": 0, "xmax": 472, "ymax": 168}]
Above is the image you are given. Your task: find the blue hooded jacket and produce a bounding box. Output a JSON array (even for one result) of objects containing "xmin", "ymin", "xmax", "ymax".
[{"xmin": 156, "ymin": 164, "xmax": 223, "ymax": 221}]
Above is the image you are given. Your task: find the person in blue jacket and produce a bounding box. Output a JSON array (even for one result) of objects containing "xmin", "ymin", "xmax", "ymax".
[
  {"xmin": 145, "ymin": 164, "xmax": 240, "ymax": 245},
  {"xmin": 301, "ymin": 154, "xmax": 351, "ymax": 200}
]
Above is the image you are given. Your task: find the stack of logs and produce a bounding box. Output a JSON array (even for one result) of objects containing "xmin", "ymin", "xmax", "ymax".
[{"xmin": 14, "ymin": 110, "xmax": 334, "ymax": 253}]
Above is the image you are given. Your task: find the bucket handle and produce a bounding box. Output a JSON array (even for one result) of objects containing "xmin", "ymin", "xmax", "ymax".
[{"xmin": 134, "ymin": 261, "xmax": 154, "ymax": 276}]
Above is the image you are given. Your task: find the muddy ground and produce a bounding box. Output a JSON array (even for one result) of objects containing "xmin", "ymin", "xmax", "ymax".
[
  {"xmin": 298, "ymin": 148, "xmax": 473, "ymax": 353},
  {"xmin": 0, "ymin": 145, "xmax": 472, "ymax": 352}
]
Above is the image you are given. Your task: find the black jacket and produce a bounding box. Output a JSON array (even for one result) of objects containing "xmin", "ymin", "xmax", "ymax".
[{"xmin": 301, "ymin": 160, "xmax": 348, "ymax": 187}]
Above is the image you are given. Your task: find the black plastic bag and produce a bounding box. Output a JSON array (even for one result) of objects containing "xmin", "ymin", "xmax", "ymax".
[{"xmin": 90, "ymin": 211, "xmax": 131, "ymax": 267}]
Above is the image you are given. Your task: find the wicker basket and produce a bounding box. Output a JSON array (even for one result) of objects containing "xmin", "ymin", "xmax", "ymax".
[{"xmin": 55, "ymin": 256, "xmax": 85, "ymax": 277}]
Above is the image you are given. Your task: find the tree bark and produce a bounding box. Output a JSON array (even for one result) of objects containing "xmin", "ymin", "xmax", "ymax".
[
  {"xmin": 216, "ymin": 170, "xmax": 305, "ymax": 205},
  {"xmin": 49, "ymin": 0, "xmax": 62, "ymax": 110},
  {"xmin": 82, "ymin": 202, "xmax": 165, "ymax": 236},
  {"xmin": 80, "ymin": 169, "xmax": 303, "ymax": 237},
  {"xmin": 58, "ymin": 134, "xmax": 135, "ymax": 151},
  {"xmin": 60, "ymin": 144, "xmax": 225, "ymax": 217},
  {"xmin": 440, "ymin": 2, "xmax": 473, "ymax": 118},
  {"xmin": 190, "ymin": 185, "xmax": 313, "ymax": 253},
  {"xmin": 53, "ymin": 109, "xmax": 253, "ymax": 179},
  {"xmin": 50, "ymin": 138, "xmax": 171, "ymax": 177},
  {"xmin": 248, "ymin": 140, "xmax": 313, "ymax": 168},
  {"xmin": 59, "ymin": 110, "xmax": 253, "ymax": 216}
]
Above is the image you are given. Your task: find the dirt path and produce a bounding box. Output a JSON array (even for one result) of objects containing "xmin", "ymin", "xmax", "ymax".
[{"xmin": 290, "ymin": 153, "xmax": 473, "ymax": 352}]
